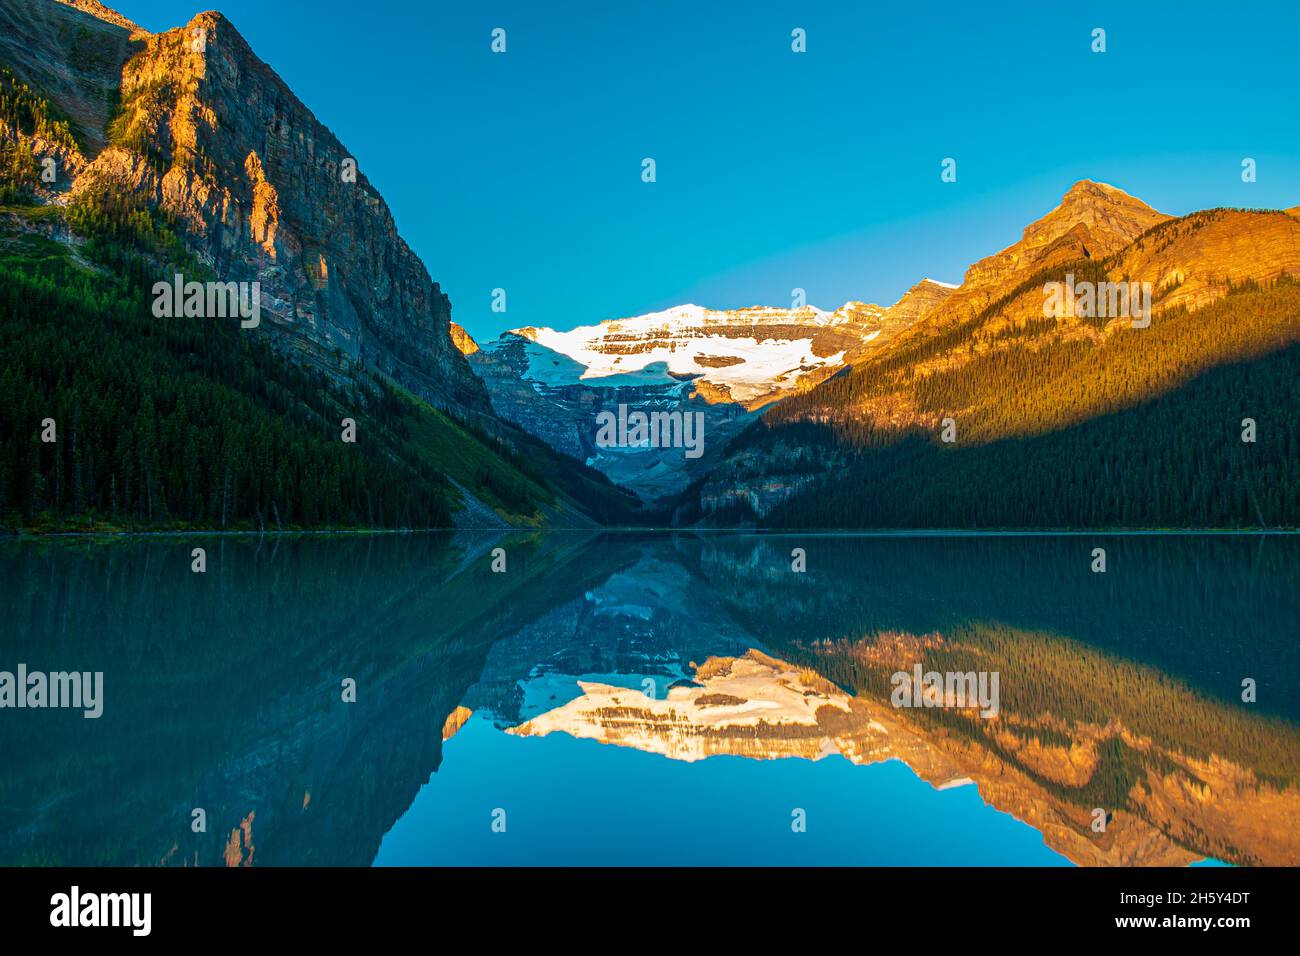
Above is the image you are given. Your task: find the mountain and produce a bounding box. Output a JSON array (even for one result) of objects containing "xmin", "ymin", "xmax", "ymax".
[
  {"xmin": 965, "ymin": 180, "xmax": 1171, "ymax": 287},
  {"xmin": 822, "ymin": 180, "xmax": 1170, "ymax": 403},
  {"xmin": 884, "ymin": 276, "xmax": 958, "ymax": 326},
  {"xmin": 498, "ymin": 301, "xmax": 898, "ymax": 410},
  {"xmin": 4, "ymin": 3, "xmax": 1295, "ymax": 532},
  {"xmin": 449, "ymin": 320, "xmax": 479, "ymax": 356},
  {"xmin": 0, "ymin": 0, "xmax": 638, "ymax": 530},
  {"xmin": 459, "ymin": 179, "xmax": 1298, "ymax": 524},
  {"xmin": 673, "ymin": 181, "xmax": 1300, "ymax": 528},
  {"xmin": 77, "ymin": 7, "xmax": 486, "ymax": 414},
  {"xmin": 464, "ymin": 328, "xmax": 750, "ymax": 508},
  {"xmin": 0, "ymin": 0, "xmax": 141, "ymax": 158},
  {"xmin": 462, "ymin": 290, "xmax": 953, "ymax": 505}
]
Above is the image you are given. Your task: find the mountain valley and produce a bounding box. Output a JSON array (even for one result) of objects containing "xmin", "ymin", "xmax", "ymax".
[{"xmin": 2, "ymin": 1, "xmax": 1298, "ymax": 531}]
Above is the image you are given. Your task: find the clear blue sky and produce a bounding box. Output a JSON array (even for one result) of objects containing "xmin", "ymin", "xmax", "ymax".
[{"xmin": 112, "ymin": 0, "xmax": 1300, "ymax": 341}]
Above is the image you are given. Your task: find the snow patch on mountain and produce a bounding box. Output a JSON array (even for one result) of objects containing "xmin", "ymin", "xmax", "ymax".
[{"xmin": 495, "ymin": 303, "xmax": 875, "ymax": 404}]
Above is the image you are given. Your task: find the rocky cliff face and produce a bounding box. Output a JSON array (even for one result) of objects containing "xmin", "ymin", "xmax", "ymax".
[
  {"xmin": 884, "ymin": 277, "xmax": 956, "ymax": 326},
  {"xmin": 1, "ymin": 0, "xmax": 648, "ymax": 532},
  {"xmin": 6, "ymin": 1, "xmax": 489, "ymax": 417},
  {"xmin": 900, "ymin": 180, "xmax": 1171, "ymax": 351},
  {"xmin": 1106, "ymin": 207, "xmax": 1300, "ymax": 313},
  {"xmin": 966, "ymin": 180, "xmax": 1170, "ymax": 287},
  {"xmin": 0, "ymin": 0, "xmax": 141, "ymax": 160},
  {"xmin": 449, "ymin": 320, "xmax": 479, "ymax": 355},
  {"xmin": 464, "ymin": 328, "xmax": 756, "ymax": 506}
]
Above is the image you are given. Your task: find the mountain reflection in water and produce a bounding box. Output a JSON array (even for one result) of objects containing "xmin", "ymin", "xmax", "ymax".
[{"xmin": 2, "ymin": 532, "xmax": 1297, "ymax": 867}]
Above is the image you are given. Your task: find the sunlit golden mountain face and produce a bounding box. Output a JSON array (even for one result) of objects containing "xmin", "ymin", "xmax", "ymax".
[
  {"xmin": 676, "ymin": 182, "xmax": 1300, "ymax": 528},
  {"xmin": 769, "ymin": 180, "xmax": 1300, "ymax": 431}
]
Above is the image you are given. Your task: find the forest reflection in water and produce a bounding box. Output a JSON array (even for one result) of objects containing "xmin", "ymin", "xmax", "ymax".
[{"xmin": 2, "ymin": 531, "xmax": 1296, "ymax": 866}]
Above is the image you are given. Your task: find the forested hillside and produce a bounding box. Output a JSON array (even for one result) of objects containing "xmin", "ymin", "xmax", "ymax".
[
  {"xmin": 1, "ymin": 213, "xmax": 521, "ymax": 530},
  {"xmin": 0, "ymin": 63, "xmax": 79, "ymax": 203},
  {"xmin": 0, "ymin": 13, "xmax": 639, "ymax": 532},
  {"xmin": 760, "ymin": 280, "xmax": 1300, "ymax": 528},
  {"xmin": 0, "ymin": 201, "xmax": 639, "ymax": 531},
  {"xmin": 677, "ymin": 191, "xmax": 1300, "ymax": 531}
]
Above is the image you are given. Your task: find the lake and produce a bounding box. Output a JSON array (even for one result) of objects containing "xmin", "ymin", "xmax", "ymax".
[{"xmin": 2, "ymin": 531, "xmax": 1297, "ymax": 866}]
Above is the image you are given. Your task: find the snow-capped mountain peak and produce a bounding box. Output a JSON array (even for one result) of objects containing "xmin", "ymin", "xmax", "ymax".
[{"xmin": 487, "ymin": 300, "xmax": 900, "ymax": 408}]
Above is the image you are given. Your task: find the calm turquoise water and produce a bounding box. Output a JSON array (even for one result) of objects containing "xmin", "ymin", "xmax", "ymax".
[
  {"xmin": 375, "ymin": 718, "xmax": 1070, "ymax": 866},
  {"xmin": 2, "ymin": 532, "xmax": 1297, "ymax": 866}
]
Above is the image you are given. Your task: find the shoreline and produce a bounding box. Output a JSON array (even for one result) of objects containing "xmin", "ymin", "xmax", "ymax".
[{"xmin": 4, "ymin": 526, "xmax": 1298, "ymax": 540}]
